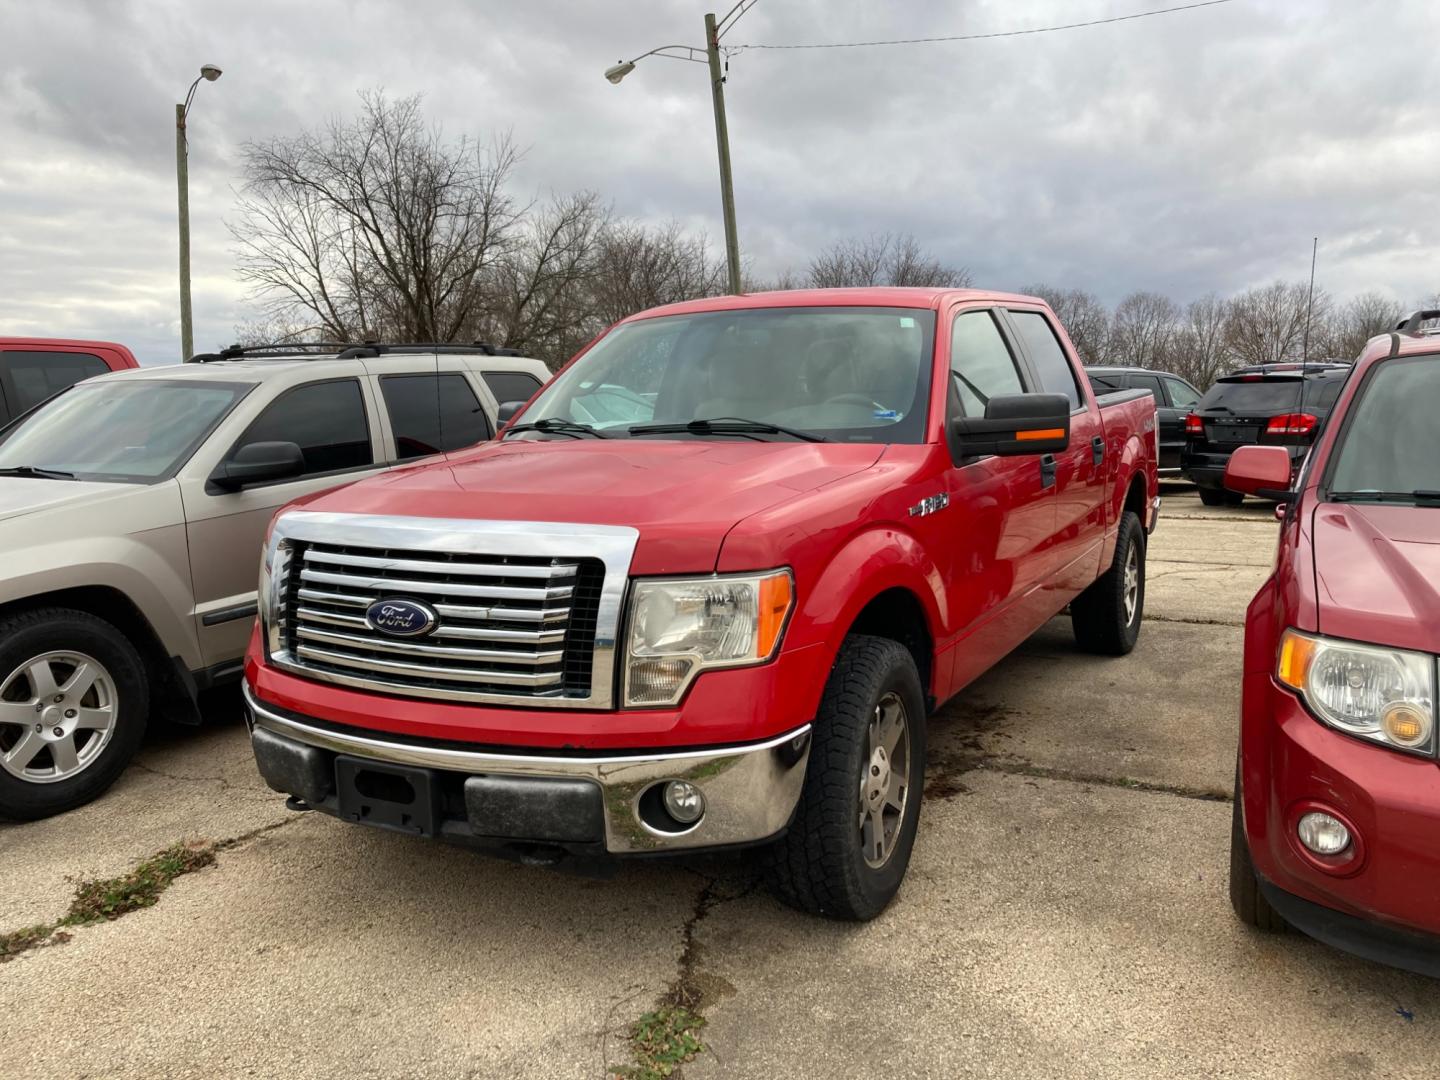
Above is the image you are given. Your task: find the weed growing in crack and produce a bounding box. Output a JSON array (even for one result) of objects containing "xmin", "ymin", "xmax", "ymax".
[
  {"xmin": 0, "ymin": 840, "xmax": 216, "ymax": 963},
  {"xmin": 611, "ymin": 1005, "xmax": 707, "ymax": 1080}
]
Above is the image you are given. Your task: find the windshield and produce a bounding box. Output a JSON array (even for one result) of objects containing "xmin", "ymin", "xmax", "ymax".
[
  {"xmin": 0, "ymin": 379, "xmax": 248, "ymax": 483},
  {"xmin": 516, "ymin": 306, "xmax": 936, "ymax": 442},
  {"xmin": 1327, "ymin": 356, "xmax": 1440, "ymax": 498}
]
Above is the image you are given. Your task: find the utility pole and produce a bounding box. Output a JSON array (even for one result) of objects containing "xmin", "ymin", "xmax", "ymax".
[
  {"xmin": 176, "ymin": 103, "xmax": 193, "ymax": 362},
  {"xmin": 1301, "ymin": 236, "xmax": 1318, "ymax": 365},
  {"xmin": 704, "ymin": 12, "xmax": 742, "ymax": 295}
]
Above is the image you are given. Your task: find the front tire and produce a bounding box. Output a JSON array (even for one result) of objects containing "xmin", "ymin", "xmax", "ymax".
[
  {"xmin": 0, "ymin": 609, "xmax": 149, "ymax": 821},
  {"xmin": 1229, "ymin": 766, "xmax": 1287, "ymax": 932},
  {"xmin": 1070, "ymin": 509, "xmax": 1145, "ymax": 656},
  {"xmin": 765, "ymin": 635, "xmax": 926, "ymax": 921}
]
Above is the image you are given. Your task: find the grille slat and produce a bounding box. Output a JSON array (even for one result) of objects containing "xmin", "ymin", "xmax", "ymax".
[{"xmin": 280, "ymin": 541, "xmax": 603, "ymax": 702}]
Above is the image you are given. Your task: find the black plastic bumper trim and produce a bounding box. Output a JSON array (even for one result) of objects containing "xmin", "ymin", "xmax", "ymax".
[{"xmin": 1258, "ymin": 876, "xmax": 1440, "ymax": 980}]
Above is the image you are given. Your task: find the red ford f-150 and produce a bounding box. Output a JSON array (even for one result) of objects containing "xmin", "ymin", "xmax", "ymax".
[{"xmin": 243, "ymin": 287, "xmax": 1159, "ymax": 919}]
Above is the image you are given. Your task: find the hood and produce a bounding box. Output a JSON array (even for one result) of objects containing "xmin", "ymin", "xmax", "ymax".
[
  {"xmin": 298, "ymin": 439, "xmax": 886, "ymax": 574},
  {"xmin": 0, "ymin": 477, "xmax": 132, "ymax": 523},
  {"xmin": 1312, "ymin": 502, "xmax": 1440, "ymax": 653}
]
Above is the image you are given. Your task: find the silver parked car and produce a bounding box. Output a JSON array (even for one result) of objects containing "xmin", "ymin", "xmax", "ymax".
[{"xmin": 0, "ymin": 343, "xmax": 549, "ymax": 819}]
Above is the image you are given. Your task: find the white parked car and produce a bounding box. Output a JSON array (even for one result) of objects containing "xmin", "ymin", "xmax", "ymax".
[{"xmin": 0, "ymin": 342, "xmax": 549, "ymax": 819}]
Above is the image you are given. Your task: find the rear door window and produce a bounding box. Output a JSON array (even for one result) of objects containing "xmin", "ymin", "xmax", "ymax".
[
  {"xmin": 0, "ymin": 351, "xmax": 111, "ymax": 417},
  {"xmin": 1129, "ymin": 374, "xmax": 1164, "ymax": 402},
  {"xmin": 950, "ymin": 311, "xmax": 1025, "ymax": 416},
  {"xmin": 1008, "ymin": 311, "xmax": 1082, "ymax": 410},
  {"xmin": 227, "ymin": 378, "xmax": 372, "ymax": 477},
  {"xmin": 380, "ymin": 373, "xmax": 492, "ymax": 461},
  {"xmin": 481, "ymin": 371, "xmax": 543, "ymax": 407}
]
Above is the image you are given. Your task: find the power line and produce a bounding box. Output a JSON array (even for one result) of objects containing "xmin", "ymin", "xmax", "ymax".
[{"xmin": 726, "ymin": 0, "xmax": 1236, "ymax": 52}]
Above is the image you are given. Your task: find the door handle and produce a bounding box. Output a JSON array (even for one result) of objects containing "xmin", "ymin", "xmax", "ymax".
[
  {"xmin": 1091, "ymin": 436, "xmax": 1104, "ymax": 468},
  {"xmin": 1040, "ymin": 453, "xmax": 1057, "ymax": 489}
]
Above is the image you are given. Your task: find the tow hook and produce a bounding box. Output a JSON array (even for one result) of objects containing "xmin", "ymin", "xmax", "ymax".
[{"xmin": 284, "ymin": 796, "xmax": 312, "ymax": 813}]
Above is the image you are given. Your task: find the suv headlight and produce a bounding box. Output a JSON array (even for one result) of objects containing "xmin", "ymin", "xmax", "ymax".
[
  {"xmin": 623, "ymin": 570, "xmax": 794, "ymax": 707},
  {"xmin": 1278, "ymin": 629, "xmax": 1436, "ymax": 754}
]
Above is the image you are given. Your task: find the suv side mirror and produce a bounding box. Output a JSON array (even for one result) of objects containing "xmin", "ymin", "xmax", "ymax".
[
  {"xmin": 496, "ymin": 401, "xmax": 526, "ymax": 426},
  {"xmin": 951, "ymin": 393, "xmax": 1070, "ymax": 457},
  {"xmin": 211, "ymin": 441, "xmax": 305, "ymax": 491},
  {"xmin": 1224, "ymin": 444, "xmax": 1293, "ymax": 500}
]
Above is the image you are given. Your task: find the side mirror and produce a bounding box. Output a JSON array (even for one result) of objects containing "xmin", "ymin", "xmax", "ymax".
[
  {"xmin": 496, "ymin": 401, "xmax": 526, "ymax": 427},
  {"xmin": 211, "ymin": 441, "xmax": 305, "ymax": 491},
  {"xmin": 951, "ymin": 393, "xmax": 1070, "ymax": 457},
  {"xmin": 1224, "ymin": 445, "xmax": 1293, "ymax": 500}
]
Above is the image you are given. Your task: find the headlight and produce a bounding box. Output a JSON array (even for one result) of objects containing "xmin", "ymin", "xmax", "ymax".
[
  {"xmin": 1277, "ymin": 629, "xmax": 1436, "ymax": 754},
  {"xmin": 257, "ymin": 536, "xmax": 294, "ymax": 659},
  {"xmin": 624, "ymin": 570, "xmax": 794, "ymax": 707}
]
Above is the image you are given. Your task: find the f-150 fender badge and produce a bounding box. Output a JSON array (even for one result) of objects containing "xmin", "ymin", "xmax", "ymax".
[{"xmin": 909, "ymin": 492, "xmax": 950, "ymax": 517}]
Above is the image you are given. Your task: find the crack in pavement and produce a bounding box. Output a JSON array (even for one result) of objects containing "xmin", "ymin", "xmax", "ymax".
[
  {"xmin": 1146, "ymin": 613, "xmax": 1244, "ymax": 627},
  {"xmin": 976, "ymin": 758, "xmax": 1233, "ymax": 802}
]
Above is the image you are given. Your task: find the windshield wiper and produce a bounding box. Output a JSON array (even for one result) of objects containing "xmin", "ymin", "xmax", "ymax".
[
  {"xmin": 627, "ymin": 417, "xmax": 828, "ymax": 443},
  {"xmin": 1329, "ymin": 490, "xmax": 1440, "ymax": 505},
  {"xmin": 0, "ymin": 465, "xmax": 77, "ymax": 481},
  {"xmin": 502, "ymin": 418, "xmax": 608, "ymax": 440}
]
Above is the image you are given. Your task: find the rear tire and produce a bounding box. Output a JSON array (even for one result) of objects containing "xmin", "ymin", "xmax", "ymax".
[
  {"xmin": 765, "ymin": 635, "xmax": 926, "ymax": 921},
  {"xmin": 1229, "ymin": 766, "xmax": 1287, "ymax": 932},
  {"xmin": 1070, "ymin": 510, "xmax": 1145, "ymax": 656},
  {"xmin": 1199, "ymin": 487, "xmax": 1244, "ymax": 507},
  {"xmin": 0, "ymin": 609, "xmax": 149, "ymax": 821}
]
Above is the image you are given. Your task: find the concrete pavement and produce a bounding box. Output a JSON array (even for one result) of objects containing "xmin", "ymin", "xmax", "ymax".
[{"xmin": 2, "ymin": 487, "xmax": 1436, "ymax": 1078}]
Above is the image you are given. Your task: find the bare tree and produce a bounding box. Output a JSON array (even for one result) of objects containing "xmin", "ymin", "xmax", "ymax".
[
  {"xmin": 232, "ymin": 91, "xmax": 523, "ymax": 343},
  {"xmin": 1023, "ymin": 284, "xmax": 1111, "ymax": 366},
  {"xmin": 1321, "ymin": 291, "xmax": 1404, "ymax": 361},
  {"xmin": 1109, "ymin": 291, "xmax": 1180, "ymax": 368},
  {"xmin": 588, "ymin": 221, "xmax": 725, "ymax": 328},
  {"xmin": 1223, "ymin": 281, "xmax": 1330, "ymax": 367},
  {"xmin": 1167, "ymin": 293, "xmax": 1232, "ymax": 388},
  {"xmin": 807, "ymin": 233, "xmax": 970, "ymax": 289}
]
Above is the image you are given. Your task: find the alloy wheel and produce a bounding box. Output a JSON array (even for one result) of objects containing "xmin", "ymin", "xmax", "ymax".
[
  {"xmin": 0, "ymin": 651, "xmax": 118, "ymax": 784},
  {"xmin": 859, "ymin": 690, "xmax": 910, "ymax": 869}
]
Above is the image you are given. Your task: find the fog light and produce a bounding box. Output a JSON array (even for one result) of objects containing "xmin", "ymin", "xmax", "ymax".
[
  {"xmin": 1297, "ymin": 811, "xmax": 1351, "ymax": 856},
  {"xmin": 663, "ymin": 780, "xmax": 705, "ymax": 825}
]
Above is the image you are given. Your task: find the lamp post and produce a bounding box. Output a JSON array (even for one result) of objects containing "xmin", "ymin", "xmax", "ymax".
[
  {"xmin": 606, "ymin": 2, "xmax": 757, "ymax": 296},
  {"xmin": 176, "ymin": 64, "xmax": 222, "ymax": 362}
]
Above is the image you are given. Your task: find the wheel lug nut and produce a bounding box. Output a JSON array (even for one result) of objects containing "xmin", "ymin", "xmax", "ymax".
[
  {"xmin": 53, "ymin": 695, "xmax": 63, "ymax": 703},
  {"xmin": 34, "ymin": 723, "xmax": 43, "ymax": 733},
  {"xmin": 52, "ymin": 727, "xmax": 63, "ymax": 737},
  {"xmin": 64, "ymin": 709, "xmax": 76, "ymax": 719}
]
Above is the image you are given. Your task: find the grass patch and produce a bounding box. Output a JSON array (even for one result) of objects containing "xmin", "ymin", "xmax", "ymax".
[
  {"xmin": 0, "ymin": 841, "xmax": 215, "ymax": 963},
  {"xmin": 611, "ymin": 1006, "xmax": 707, "ymax": 1080}
]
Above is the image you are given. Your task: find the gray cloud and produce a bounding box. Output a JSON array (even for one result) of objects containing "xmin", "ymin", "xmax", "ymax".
[{"xmin": 1, "ymin": 0, "xmax": 1436, "ymax": 364}]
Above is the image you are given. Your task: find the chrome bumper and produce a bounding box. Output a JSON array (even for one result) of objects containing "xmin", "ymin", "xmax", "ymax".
[{"xmin": 242, "ymin": 684, "xmax": 811, "ymax": 854}]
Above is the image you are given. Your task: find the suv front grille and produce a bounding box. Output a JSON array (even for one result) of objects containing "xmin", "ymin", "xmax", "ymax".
[{"xmin": 279, "ymin": 543, "xmax": 605, "ymax": 702}]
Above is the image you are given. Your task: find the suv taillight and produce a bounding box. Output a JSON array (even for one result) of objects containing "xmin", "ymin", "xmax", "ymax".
[
  {"xmin": 1184, "ymin": 413, "xmax": 1204, "ymax": 435},
  {"xmin": 1266, "ymin": 413, "xmax": 1317, "ymax": 436}
]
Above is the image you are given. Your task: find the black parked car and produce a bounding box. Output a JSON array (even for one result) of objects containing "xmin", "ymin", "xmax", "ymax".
[
  {"xmin": 1181, "ymin": 362, "xmax": 1352, "ymax": 505},
  {"xmin": 1085, "ymin": 366, "xmax": 1202, "ymax": 475}
]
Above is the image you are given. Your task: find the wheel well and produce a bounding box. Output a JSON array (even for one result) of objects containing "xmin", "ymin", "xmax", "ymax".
[
  {"xmin": 848, "ymin": 588, "xmax": 934, "ymax": 707},
  {"xmin": 0, "ymin": 586, "xmax": 194, "ymax": 714},
  {"xmin": 1123, "ymin": 472, "xmax": 1148, "ymax": 525}
]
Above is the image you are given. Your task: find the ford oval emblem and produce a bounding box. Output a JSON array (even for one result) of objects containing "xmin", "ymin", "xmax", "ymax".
[{"xmin": 364, "ymin": 598, "xmax": 438, "ymax": 638}]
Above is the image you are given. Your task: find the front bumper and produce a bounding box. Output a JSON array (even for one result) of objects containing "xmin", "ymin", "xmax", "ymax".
[
  {"xmin": 243, "ymin": 684, "xmax": 811, "ymax": 856},
  {"xmin": 1240, "ymin": 673, "xmax": 1440, "ymax": 945},
  {"xmin": 1258, "ymin": 875, "xmax": 1440, "ymax": 980}
]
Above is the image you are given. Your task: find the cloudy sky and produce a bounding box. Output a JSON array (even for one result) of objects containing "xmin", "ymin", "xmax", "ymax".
[{"xmin": 2, "ymin": 0, "xmax": 1437, "ymax": 363}]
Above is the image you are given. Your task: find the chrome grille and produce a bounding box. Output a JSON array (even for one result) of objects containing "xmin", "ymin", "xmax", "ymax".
[{"xmin": 279, "ymin": 542, "xmax": 604, "ymax": 701}]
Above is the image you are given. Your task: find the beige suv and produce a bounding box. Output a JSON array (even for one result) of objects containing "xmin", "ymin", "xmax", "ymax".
[{"xmin": 0, "ymin": 343, "xmax": 549, "ymax": 819}]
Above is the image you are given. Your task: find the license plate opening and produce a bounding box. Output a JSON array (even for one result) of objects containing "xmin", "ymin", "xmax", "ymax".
[{"xmin": 335, "ymin": 756, "xmax": 440, "ymax": 836}]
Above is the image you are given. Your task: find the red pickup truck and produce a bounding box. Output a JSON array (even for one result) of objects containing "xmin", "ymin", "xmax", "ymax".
[
  {"xmin": 0, "ymin": 338, "xmax": 139, "ymax": 423},
  {"xmin": 244, "ymin": 288, "xmax": 1159, "ymax": 919}
]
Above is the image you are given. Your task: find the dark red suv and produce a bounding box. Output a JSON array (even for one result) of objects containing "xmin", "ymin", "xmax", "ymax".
[{"xmin": 1227, "ymin": 310, "xmax": 1440, "ymax": 976}]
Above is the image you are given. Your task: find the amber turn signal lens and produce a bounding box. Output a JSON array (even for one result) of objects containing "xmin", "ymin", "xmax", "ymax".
[
  {"xmin": 1382, "ymin": 703, "xmax": 1430, "ymax": 748},
  {"xmin": 1276, "ymin": 630, "xmax": 1317, "ymax": 691},
  {"xmin": 757, "ymin": 572, "xmax": 793, "ymax": 658},
  {"xmin": 1015, "ymin": 428, "xmax": 1065, "ymax": 441}
]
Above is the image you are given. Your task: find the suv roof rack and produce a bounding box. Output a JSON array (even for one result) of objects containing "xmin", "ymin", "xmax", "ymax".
[
  {"xmin": 1227, "ymin": 360, "xmax": 1351, "ymax": 376},
  {"xmin": 1396, "ymin": 309, "xmax": 1440, "ymax": 335},
  {"xmin": 186, "ymin": 340, "xmax": 526, "ymax": 363}
]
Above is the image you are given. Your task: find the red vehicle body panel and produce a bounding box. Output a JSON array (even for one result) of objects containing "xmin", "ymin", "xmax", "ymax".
[
  {"xmin": 247, "ymin": 288, "xmax": 1158, "ymax": 751},
  {"xmin": 0, "ymin": 338, "xmax": 140, "ymax": 371},
  {"xmin": 1238, "ymin": 331, "xmax": 1440, "ymax": 949}
]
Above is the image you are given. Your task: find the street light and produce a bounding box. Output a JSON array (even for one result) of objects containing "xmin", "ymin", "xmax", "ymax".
[
  {"xmin": 176, "ymin": 64, "xmax": 223, "ymax": 362},
  {"xmin": 608, "ymin": 1, "xmax": 758, "ymax": 295}
]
